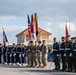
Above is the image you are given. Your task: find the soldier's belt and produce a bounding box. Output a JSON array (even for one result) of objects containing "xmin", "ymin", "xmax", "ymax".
[
  {"xmin": 17, "ymin": 52, "xmax": 21, "ymax": 53},
  {"xmin": 7, "ymin": 52, "xmax": 11, "ymax": 53},
  {"xmin": 60, "ymin": 48, "xmax": 64, "ymax": 50},
  {"xmin": 74, "ymin": 49, "xmax": 76, "ymax": 51},
  {"xmin": 66, "ymin": 48, "xmax": 70, "ymax": 50},
  {"xmin": 54, "ymin": 49, "xmax": 57, "ymax": 51}
]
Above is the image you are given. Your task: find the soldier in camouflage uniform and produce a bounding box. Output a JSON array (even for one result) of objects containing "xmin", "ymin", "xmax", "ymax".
[
  {"xmin": 30, "ymin": 41, "xmax": 34, "ymax": 67},
  {"xmin": 26, "ymin": 43, "xmax": 31, "ymax": 66},
  {"xmin": 33, "ymin": 41, "xmax": 38, "ymax": 67},
  {"xmin": 37, "ymin": 41, "xmax": 42, "ymax": 68},
  {"xmin": 41, "ymin": 40, "xmax": 48, "ymax": 68}
]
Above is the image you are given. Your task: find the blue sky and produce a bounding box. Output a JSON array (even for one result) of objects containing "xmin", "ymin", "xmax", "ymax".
[{"xmin": 0, "ymin": 0, "xmax": 76, "ymax": 44}]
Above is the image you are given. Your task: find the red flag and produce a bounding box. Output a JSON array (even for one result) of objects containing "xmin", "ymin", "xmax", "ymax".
[
  {"xmin": 35, "ymin": 13, "xmax": 38, "ymax": 36},
  {"xmin": 66, "ymin": 21, "xmax": 69, "ymax": 37}
]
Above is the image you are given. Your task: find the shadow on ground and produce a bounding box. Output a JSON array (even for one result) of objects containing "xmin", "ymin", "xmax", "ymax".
[{"xmin": 0, "ymin": 64, "xmax": 30, "ymax": 68}]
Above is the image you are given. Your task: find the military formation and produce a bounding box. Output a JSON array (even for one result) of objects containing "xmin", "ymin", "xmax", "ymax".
[
  {"xmin": 0, "ymin": 36, "xmax": 76, "ymax": 73},
  {"xmin": 53, "ymin": 35, "xmax": 76, "ymax": 72},
  {"xmin": 26, "ymin": 40, "xmax": 48, "ymax": 68},
  {"xmin": 0, "ymin": 40, "xmax": 48, "ymax": 68},
  {"xmin": 0, "ymin": 43, "xmax": 26, "ymax": 66}
]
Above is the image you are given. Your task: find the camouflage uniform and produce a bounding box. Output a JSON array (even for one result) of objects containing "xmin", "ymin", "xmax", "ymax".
[
  {"xmin": 30, "ymin": 44, "xmax": 34, "ymax": 67},
  {"xmin": 33, "ymin": 44, "xmax": 38, "ymax": 67},
  {"xmin": 26, "ymin": 44, "xmax": 31, "ymax": 66},
  {"xmin": 37, "ymin": 44, "xmax": 42, "ymax": 67},
  {"xmin": 41, "ymin": 43, "xmax": 48, "ymax": 67}
]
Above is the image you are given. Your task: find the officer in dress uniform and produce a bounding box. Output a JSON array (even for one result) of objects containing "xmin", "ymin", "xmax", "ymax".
[
  {"xmin": 9, "ymin": 45, "xmax": 14, "ymax": 65},
  {"xmin": 7, "ymin": 45, "xmax": 11, "ymax": 64},
  {"xmin": 21, "ymin": 44, "xmax": 26, "ymax": 64},
  {"xmin": 65, "ymin": 35, "xmax": 72, "ymax": 72},
  {"xmin": 53, "ymin": 38, "xmax": 60, "ymax": 70},
  {"xmin": 41, "ymin": 40, "xmax": 48, "ymax": 68},
  {"xmin": 16, "ymin": 44, "xmax": 22, "ymax": 66},
  {"xmin": 0, "ymin": 44, "xmax": 2, "ymax": 64},
  {"xmin": 4, "ymin": 46, "xmax": 7, "ymax": 64},
  {"xmin": 73, "ymin": 37, "xmax": 76, "ymax": 72},
  {"xmin": 70, "ymin": 37, "xmax": 75, "ymax": 72},
  {"xmin": 60, "ymin": 37, "xmax": 67, "ymax": 71},
  {"xmin": 37, "ymin": 41, "xmax": 42, "ymax": 68},
  {"xmin": 12, "ymin": 44, "xmax": 17, "ymax": 65},
  {"xmin": 1, "ymin": 45, "xmax": 5, "ymax": 64}
]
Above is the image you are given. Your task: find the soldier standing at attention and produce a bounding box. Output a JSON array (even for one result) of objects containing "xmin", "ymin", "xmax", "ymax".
[
  {"xmin": 53, "ymin": 37, "xmax": 60, "ymax": 70},
  {"xmin": 73, "ymin": 37, "xmax": 76, "ymax": 72},
  {"xmin": 16, "ymin": 44, "xmax": 22, "ymax": 66},
  {"xmin": 0, "ymin": 44, "xmax": 2, "ymax": 64},
  {"xmin": 60, "ymin": 37, "xmax": 67, "ymax": 71},
  {"xmin": 7, "ymin": 45, "xmax": 11, "ymax": 64},
  {"xmin": 70, "ymin": 37, "xmax": 75, "ymax": 72},
  {"xmin": 65, "ymin": 35, "xmax": 72, "ymax": 72},
  {"xmin": 12, "ymin": 44, "xmax": 17, "ymax": 65},
  {"xmin": 33, "ymin": 41, "xmax": 38, "ymax": 67},
  {"xmin": 41, "ymin": 40, "xmax": 48, "ymax": 68},
  {"xmin": 26, "ymin": 43, "xmax": 31, "ymax": 67},
  {"xmin": 21, "ymin": 44, "xmax": 26, "ymax": 65},
  {"xmin": 30, "ymin": 41, "xmax": 34, "ymax": 67},
  {"xmin": 37, "ymin": 41, "xmax": 42, "ymax": 68}
]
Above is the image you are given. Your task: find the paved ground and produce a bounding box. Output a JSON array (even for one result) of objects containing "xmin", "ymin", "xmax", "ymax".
[{"xmin": 0, "ymin": 62, "xmax": 76, "ymax": 75}]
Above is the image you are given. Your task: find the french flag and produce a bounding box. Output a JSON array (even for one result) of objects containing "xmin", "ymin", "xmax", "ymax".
[{"xmin": 3, "ymin": 29, "xmax": 8, "ymax": 46}]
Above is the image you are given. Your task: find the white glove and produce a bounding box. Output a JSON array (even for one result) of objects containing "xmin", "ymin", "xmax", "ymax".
[
  {"xmin": 69, "ymin": 53, "xmax": 72, "ymax": 57},
  {"xmin": 19, "ymin": 54, "xmax": 21, "ymax": 57},
  {"xmin": 57, "ymin": 54, "xmax": 59, "ymax": 56},
  {"xmin": 22, "ymin": 54, "xmax": 24, "ymax": 57},
  {"xmin": 64, "ymin": 53, "xmax": 66, "ymax": 56},
  {"xmin": 13, "ymin": 53, "xmax": 16, "ymax": 56},
  {"xmin": 10, "ymin": 54, "xmax": 12, "ymax": 57},
  {"xmin": 38, "ymin": 50, "xmax": 40, "ymax": 52}
]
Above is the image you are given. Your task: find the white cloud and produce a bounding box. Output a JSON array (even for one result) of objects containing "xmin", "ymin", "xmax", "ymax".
[
  {"xmin": 0, "ymin": 24, "xmax": 27, "ymax": 44},
  {"xmin": 59, "ymin": 22, "xmax": 76, "ymax": 32},
  {"xmin": 0, "ymin": 16, "xmax": 17, "ymax": 22}
]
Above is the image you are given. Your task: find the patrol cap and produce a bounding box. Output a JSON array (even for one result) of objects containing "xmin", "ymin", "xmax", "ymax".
[
  {"xmin": 42, "ymin": 40, "xmax": 46, "ymax": 42},
  {"xmin": 66, "ymin": 35, "xmax": 70, "ymax": 37},
  {"xmin": 71, "ymin": 37, "xmax": 74, "ymax": 39},
  {"xmin": 61, "ymin": 37, "xmax": 65, "ymax": 39},
  {"xmin": 38, "ymin": 41, "xmax": 41, "ymax": 43},
  {"xmin": 30, "ymin": 41, "xmax": 33, "ymax": 43},
  {"xmin": 53, "ymin": 37, "xmax": 56, "ymax": 40}
]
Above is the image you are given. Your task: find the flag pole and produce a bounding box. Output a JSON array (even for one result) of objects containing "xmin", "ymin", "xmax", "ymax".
[
  {"xmin": 69, "ymin": 15, "xmax": 71, "ymax": 37},
  {"xmin": 2, "ymin": 27, "xmax": 4, "ymax": 46}
]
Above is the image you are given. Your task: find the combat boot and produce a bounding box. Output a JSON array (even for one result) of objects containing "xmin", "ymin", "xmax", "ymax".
[{"xmin": 41, "ymin": 64, "xmax": 47, "ymax": 68}]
